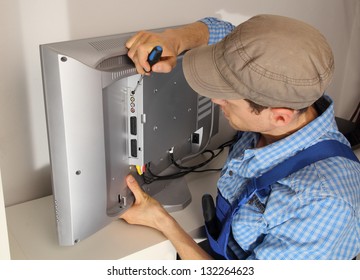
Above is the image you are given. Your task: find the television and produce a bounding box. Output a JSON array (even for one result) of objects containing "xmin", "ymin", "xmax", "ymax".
[{"xmin": 40, "ymin": 27, "xmax": 228, "ymax": 246}]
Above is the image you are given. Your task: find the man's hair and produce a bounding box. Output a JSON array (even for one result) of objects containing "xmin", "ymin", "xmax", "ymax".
[{"xmin": 245, "ymin": 99, "xmax": 308, "ymax": 115}]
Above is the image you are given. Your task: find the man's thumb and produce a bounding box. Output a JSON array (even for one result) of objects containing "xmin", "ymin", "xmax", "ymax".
[{"xmin": 126, "ymin": 174, "xmax": 142, "ymax": 198}]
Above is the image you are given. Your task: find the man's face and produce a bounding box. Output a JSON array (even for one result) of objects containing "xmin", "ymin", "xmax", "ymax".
[{"xmin": 211, "ymin": 98, "xmax": 272, "ymax": 133}]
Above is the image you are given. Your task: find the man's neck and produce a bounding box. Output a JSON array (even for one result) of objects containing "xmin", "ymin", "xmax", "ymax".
[{"xmin": 257, "ymin": 106, "xmax": 318, "ymax": 148}]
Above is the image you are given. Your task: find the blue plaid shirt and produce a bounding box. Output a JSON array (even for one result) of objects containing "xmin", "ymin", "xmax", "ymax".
[{"xmin": 200, "ymin": 17, "xmax": 360, "ymax": 259}]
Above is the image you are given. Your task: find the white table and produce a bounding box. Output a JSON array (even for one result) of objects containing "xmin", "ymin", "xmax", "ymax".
[
  {"xmin": 6, "ymin": 148, "xmax": 360, "ymax": 260},
  {"xmin": 5, "ymin": 152, "xmax": 225, "ymax": 260}
]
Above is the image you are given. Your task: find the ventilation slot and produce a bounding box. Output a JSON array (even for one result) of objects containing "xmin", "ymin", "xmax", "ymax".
[
  {"xmin": 89, "ymin": 38, "xmax": 124, "ymax": 52},
  {"xmin": 89, "ymin": 38, "xmax": 136, "ymax": 72},
  {"xmin": 111, "ymin": 69, "xmax": 137, "ymax": 80},
  {"xmin": 197, "ymin": 96, "xmax": 212, "ymax": 121},
  {"xmin": 96, "ymin": 56, "xmax": 136, "ymax": 73}
]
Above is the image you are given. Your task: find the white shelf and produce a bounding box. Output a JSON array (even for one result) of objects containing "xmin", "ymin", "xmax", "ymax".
[{"xmin": 5, "ymin": 152, "xmax": 224, "ymax": 260}]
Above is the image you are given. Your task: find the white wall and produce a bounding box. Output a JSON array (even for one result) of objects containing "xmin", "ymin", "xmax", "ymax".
[
  {"xmin": 0, "ymin": 169, "xmax": 10, "ymax": 259},
  {"xmin": 0, "ymin": 0, "xmax": 359, "ymax": 206}
]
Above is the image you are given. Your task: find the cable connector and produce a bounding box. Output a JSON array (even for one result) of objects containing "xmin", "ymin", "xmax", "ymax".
[{"xmin": 168, "ymin": 147, "xmax": 175, "ymax": 154}]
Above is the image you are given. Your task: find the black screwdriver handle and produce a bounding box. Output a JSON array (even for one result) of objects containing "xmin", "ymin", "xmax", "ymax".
[{"xmin": 147, "ymin": 46, "xmax": 163, "ymax": 69}]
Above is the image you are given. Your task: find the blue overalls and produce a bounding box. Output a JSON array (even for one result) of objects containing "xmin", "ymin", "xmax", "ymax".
[{"xmin": 204, "ymin": 140, "xmax": 360, "ymax": 259}]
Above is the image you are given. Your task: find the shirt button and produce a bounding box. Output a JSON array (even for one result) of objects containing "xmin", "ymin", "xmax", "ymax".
[{"xmin": 229, "ymin": 170, "xmax": 233, "ymax": 176}]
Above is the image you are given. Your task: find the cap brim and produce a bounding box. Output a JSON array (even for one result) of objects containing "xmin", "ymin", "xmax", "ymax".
[{"xmin": 183, "ymin": 43, "xmax": 243, "ymax": 100}]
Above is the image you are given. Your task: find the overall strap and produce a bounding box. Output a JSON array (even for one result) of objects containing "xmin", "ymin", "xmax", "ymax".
[
  {"xmin": 207, "ymin": 140, "xmax": 359, "ymax": 260},
  {"xmin": 249, "ymin": 140, "xmax": 359, "ymax": 193}
]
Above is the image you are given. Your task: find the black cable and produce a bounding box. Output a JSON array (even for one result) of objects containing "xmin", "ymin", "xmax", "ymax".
[
  {"xmin": 143, "ymin": 162, "xmax": 191, "ymax": 184},
  {"xmin": 170, "ymin": 149, "xmax": 216, "ymax": 170},
  {"xmin": 142, "ymin": 136, "xmax": 237, "ymax": 184}
]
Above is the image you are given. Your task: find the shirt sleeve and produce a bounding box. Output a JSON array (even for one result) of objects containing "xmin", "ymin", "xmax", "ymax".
[{"xmin": 198, "ymin": 17, "xmax": 235, "ymax": 45}]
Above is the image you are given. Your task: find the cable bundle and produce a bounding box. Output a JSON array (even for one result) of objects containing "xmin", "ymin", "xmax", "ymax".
[{"xmin": 142, "ymin": 137, "xmax": 236, "ymax": 184}]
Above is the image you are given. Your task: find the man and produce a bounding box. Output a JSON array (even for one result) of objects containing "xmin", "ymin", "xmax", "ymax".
[{"xmin": 121, "ymin": 14, "xmax": 360, "ymax": 259}]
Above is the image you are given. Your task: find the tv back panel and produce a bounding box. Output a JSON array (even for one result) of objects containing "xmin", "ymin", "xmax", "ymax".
[{"xmin": 40, "ymin": 28, "xmax": 219, "ymax": 246}]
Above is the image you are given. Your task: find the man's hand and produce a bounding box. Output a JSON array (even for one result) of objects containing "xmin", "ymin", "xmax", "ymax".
[
  {"xmin": 126, "ymin": 22, "xmax": 209, "ymax": 75},
  {"xmin": 120, "ymin": 175, "xmax": 169, "ymax": 231},
  {"xmin": 126, "ymin": 31, "xmax": 178, "ymax": 75},
  {"xmin": 120, "ymin": 174, "xmax": 212, "ymax": 260}
]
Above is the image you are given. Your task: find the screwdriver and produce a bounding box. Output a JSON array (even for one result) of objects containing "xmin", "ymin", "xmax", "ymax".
[{"xmin": 132, "ymin": 45, "xmax": 163, "ymax": 94}]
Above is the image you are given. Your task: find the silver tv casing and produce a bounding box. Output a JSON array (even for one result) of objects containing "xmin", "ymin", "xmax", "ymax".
[{"xmin": 40, "ymin": 28, "xmax": 219, "ymax": 246}]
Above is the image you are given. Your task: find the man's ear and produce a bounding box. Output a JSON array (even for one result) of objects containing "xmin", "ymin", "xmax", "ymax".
[{"xmin": 269, "ymin": 108, "xmax": 296, "ymax": 127}]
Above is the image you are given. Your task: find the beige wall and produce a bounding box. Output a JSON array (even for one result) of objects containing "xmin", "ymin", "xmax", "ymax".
[
  {"xmin": 0, "ymin": 0, "xmax": 359, "ymax": 206},
  {"xmin": 0, "ymin": 170, "xmax": 10, "ymax": 259}
]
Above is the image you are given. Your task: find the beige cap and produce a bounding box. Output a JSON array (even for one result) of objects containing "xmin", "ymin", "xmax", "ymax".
[{"xmin": 183, "ymin": 14, "xmax": 334, "ymax": 109}]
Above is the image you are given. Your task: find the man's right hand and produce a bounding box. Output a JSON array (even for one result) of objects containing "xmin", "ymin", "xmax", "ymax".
[
  {"xmin": 126, "ymin": 30, "xmax": 179, "ymax": 75},
  {"xmin": 125, "ymin": 22, "xmax": 209, "ymax": 75}
]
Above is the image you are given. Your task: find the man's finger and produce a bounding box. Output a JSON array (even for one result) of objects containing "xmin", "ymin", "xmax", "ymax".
[
  {"xmin": 126, "ymin": 175, "xmax": 145, "ymax": 201},
  {"xmin": 151, "ymin": 58, "xmax": 177, "ymax": 73}
]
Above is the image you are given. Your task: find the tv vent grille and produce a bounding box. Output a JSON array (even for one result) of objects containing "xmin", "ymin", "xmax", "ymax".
[
  {"xmin": 111, "ymin": 69, "xmax": 137, "ymax": 80},
  {"xmin": 96, "ymin": 56, "xmax": 136, "ymax": 74},
  {"xmin": 197, "ymin": 96, "xmax": 212, "ymax": 121},
  {"xmin": 89, "ymin": 38, "xmax": 123, "ymax": 52}
]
